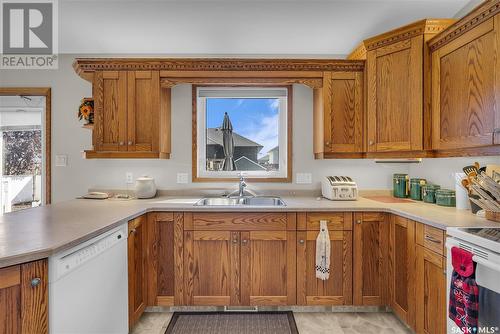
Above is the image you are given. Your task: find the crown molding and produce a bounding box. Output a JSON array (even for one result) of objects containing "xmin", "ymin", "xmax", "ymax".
[
  {"xmin": 428, "ymin": 0, "xmax": 500, "ymax": 51},
  {"xmin": 362, "ymin": 19, "xmax": 456, "ymax": 51},
  {"xmin": 73, "ymin": 58, "xmax": 365, "ymax": 81}
]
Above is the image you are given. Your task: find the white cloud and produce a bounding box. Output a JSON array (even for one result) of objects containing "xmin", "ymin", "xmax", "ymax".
[{"xmin": 245, "ymin": 113, "xmax": 279, "ymax": 158}]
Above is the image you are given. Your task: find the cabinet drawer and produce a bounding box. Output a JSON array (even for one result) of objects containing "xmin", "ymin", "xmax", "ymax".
[
  {"xmin": 416, "ymin": 223, "xmax": 445, "ymax": 255},
  {"xmin": 188, "ymin": 212, "xmax": 289, "ymax": 231},
  {"xmin": 298, "ymin": 212, "xmax": 352, "ymax": 231}
]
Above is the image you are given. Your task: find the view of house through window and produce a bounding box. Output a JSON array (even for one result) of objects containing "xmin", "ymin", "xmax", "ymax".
[
  {"xmin": 196, "ymin": 87, "xmax": 288, "ymax": 179},
  {"xmin": 0, "ymin": 96, "xmax": 45, "ymax": 214}
]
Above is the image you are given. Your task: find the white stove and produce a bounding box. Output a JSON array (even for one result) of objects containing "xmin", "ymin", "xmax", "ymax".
[{"xmin": 446, "ymin": 227, "xmax": 500, "ymax": 334}]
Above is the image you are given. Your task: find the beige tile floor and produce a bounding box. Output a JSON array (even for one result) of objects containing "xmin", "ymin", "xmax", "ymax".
[{"xmin": 130, "ymin": 311, "xmax": 413, "ymax": 334}]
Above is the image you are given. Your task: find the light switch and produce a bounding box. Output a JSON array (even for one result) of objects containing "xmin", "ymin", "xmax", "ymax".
[
  {"xmin": 177, "ymin": 173, "xmax": 189, "ymax": 184},
  {"xmin": 55, "ymin": 155, "xmax": 68, "ymax": 167},
  {"xmin": 296, "ymin": 173, "xmax": 312, "ymax": 184},
  {"xmin": 126, "ymin": 172, "xmax": 134, "ymax": 184}
]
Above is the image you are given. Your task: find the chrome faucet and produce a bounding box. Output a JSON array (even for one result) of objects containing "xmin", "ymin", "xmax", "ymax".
[
  {"xmin": 228, "ymin": 174, "xmax": 257, "ymax": 199},
  {"xmin": 238, "ymin": 176, "xmax": 247, "ymax": 197}
]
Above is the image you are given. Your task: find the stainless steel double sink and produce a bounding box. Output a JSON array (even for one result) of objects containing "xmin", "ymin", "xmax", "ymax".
[{"xmin": 194, "ymin": 196, "xmax": 286, "ymax": 207}]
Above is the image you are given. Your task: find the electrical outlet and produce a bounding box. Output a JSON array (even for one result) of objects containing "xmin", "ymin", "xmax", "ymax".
[
  {"xmin": 177, "ymin": 173, "xmax": 189, "ymax": 184},
  {"xmin": 296, "ymin": 173, "xmax": 312, "ymax": 184},
  {"xmin": 55, "ymin": 155, "xmax": 68, "ymax": 167},
  {"xmin": 126, "ymin": 172, "xmax": 134, "ymax": 184}
]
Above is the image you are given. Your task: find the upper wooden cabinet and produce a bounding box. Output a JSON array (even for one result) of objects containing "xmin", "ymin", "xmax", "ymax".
[
  {"xmin": 0, "ymin": 259, "xmax": 48, "ymax": 334},
  {"xmin": 317, "ymin": 71, "xmax": 364, "ymax": 156},
  {"xmin": 359, "ymin": 19, "xmax": 455, "ymax": 153},
  {"xmin": 429, "ymin": 1, "xmax": 500, "ymax": 153},
  {"xmin": 87, "ymin": 70, "xmax": 171, "ymax": 159}
]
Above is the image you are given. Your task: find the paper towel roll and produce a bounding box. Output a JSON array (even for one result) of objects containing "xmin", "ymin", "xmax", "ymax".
[{"xmin": 455, "ymin": 172, "xmax": 470, "ymax": 210}]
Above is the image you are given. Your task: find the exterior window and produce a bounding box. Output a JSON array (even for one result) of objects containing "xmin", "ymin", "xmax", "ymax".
[{"xmin": 195, "ymin": 87, "xmax": 290, "ymax": 180}]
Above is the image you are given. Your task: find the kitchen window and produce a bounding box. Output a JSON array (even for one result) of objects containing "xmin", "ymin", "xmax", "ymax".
[{"xmin": 194, "ymin": 86, "xmax": 291, "ymax": 181}]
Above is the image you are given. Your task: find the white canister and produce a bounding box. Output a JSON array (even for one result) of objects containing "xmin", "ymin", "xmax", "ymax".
[{"xmin": 135, "ymin": 176, "xmax": 157, "ymax": 199}]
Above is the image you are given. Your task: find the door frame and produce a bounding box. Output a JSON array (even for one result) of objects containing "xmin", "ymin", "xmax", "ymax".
[{"xmin": 0, "ymin": 87, "xmax": 51, "ymax": 204}]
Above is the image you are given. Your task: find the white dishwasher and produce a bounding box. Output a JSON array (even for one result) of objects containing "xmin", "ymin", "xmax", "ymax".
[{"xmin": 49, "ymin": 223, "xmax": 128, "ymax": 334}]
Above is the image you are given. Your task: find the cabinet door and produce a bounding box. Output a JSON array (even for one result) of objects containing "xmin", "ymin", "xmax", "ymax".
[
  {"xmin": 367, "ymin": 36, "xmax": 423, "ymax": 152},
  {"xmin": 146, "ymin": 212, "xmax": 183, "ymax": 306},
  {"xmin": 353, "ymin": 212, "xmax": 389, "ymax": 305},
  {"xmin": 93, "ymin": 71, "xmax": 128, "ymax": 151},
  {"xmin": 127, "ymin": 71, "xmax": 160, "ymax": 152},
  {"xmin": 128, "ymin": 215, "xmax": 147, "ymax": 328},
  {"xmin": 389, "ymin": 216, "xmax": 416, "ymax": 329},
  {"xmin": 432, "ymin": 16, "xmax": 500, "ymax": 150},
  {"xmin": 240, "ymin": 231, "xmax": 296, "ymax": 306},
  {"xmin": 323, "ymin": 71, "xmax": 364, "ymax": 153},
  {"xmin": 0, "ymin": 259, "xmax": 48, "ymax": 334},
  {"xmin": 297, "ymin": 230, "xmax": 352, "ymax": 305},
  {"xmin": 416, "ymin": 246, "xmax": 446, "ymax": 334},
  {"xmin": 184, "ymin": 231, "xmax": 240, "ymax": 306}
]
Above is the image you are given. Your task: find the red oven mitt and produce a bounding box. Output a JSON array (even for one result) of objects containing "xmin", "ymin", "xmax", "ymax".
[{"xmin": 449, "ymin": 247, "xmax": 479, "ymax": 333}]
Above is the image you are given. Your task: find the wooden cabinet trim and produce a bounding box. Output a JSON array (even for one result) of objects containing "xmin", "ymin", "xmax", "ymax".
[{"xmin": 0, "ymin": 265, "xmax": 20, "ymax": 289}]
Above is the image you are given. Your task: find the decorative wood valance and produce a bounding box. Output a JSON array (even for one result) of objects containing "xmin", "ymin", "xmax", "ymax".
[
  {"xmin": 73, "ymin": 58, "xmax": 365, "ymax": 82},
  {"xmin": 160, "ymin": 77, "xmax": 324, "ymax": 89},
  {"xmin": 428, "ymin": 0, "xmax": 500, "ymax": 51}
]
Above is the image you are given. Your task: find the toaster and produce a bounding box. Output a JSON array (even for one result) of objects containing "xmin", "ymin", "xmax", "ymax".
[{"xmin": 321, "ymin": 176, "xmax": 358, "ymax": 201}]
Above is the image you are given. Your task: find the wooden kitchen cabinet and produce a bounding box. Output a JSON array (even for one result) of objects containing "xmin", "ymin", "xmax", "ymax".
[
  {"xmin": 0, "ymin": 259, "xmax": 48, "ymax": 334},
  {"xmin": 389, "ymin": 215, "xmax": 416, "ymax": 329},
  {"xmin": 314, "ymin": 71, "xmax": 364, "ymax": 158},
  {"xmin": 353, "ymin": 212, "xmax": 389, "ymax": 305},
  {"xmin": 415, "ymin": 245, "xmax": 447, "ymax": 334},
  {"xmin": 183, "ymin": 212, "xmax": 296, "ymax": 306},
  {"xmin": 429, "ymin": 2, "xmax": 500, "ymax": 154},
  {"xmin": 296, "ymin": 212, "xmax": 353, "ymax": 305},
  {"xmin": 88, "ymin": 70, "xmax": 170, "ymax": 158},
  {"xmin": 128, "ymin": 215, "xmax": 148, "ymax": 328},
  {"xmin": 146, "ymin": 212, "xmax": 184, "ymax": 306}
]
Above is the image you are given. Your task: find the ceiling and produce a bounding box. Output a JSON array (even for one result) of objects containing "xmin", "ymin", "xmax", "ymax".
[{"xmin": 59, "ymin": 0, "xmax": 478, "ymax": 56}]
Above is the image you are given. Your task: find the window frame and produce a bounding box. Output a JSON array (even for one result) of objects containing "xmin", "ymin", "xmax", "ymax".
[{"xmin": 192, "ymin": 85, "xmax": 292, "ymax": 183}]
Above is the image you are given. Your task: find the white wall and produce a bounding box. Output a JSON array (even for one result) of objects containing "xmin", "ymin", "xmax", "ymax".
[{"xmin": 2, "ymin": 55, "xmax": 497, "ymax": 203}]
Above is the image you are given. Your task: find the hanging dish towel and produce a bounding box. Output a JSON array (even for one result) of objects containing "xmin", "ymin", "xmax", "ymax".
[
  {"xmin": 449, "ymin": 246, "xmax": 479, "ymax": 333},
  {"xmin": 315, "ymin": 220, "xmax": 330, "ymax": 280}
]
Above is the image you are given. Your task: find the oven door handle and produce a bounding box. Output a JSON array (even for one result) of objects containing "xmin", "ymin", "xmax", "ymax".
[{"xmin": 472, "ymin": 255, "xmax": 500, "ymax": 272}]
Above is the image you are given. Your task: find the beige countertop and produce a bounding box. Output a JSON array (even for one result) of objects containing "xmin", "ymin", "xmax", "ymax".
[{"xmin": 1, "ymin": 195, "xmax": 499, "ymax": 268}]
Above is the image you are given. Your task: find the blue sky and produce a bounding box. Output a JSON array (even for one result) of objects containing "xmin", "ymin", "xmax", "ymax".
[{"xmin": 206, "ymin": 98, "xmax": 279, "ymax": 157}]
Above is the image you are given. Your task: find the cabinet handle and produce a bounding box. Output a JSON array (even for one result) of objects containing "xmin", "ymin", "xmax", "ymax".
[
  {"xmin": 128, "ymin": 141, "xmax": 133, "ymax": 145},
  {"xmin": 242, "ymin": 239, "xmax": 248, "ymax": 245},
  {"xmin": 119, "ymin": 141, "xmax": 124, "ymax": 146},
  {"xmin": 232, "ymin": 239, "xmax": 238, "ymax": 244},
  {"xmin": 299, "ymin": 239, "xmax": 305, "ymax": 245},
  {"xmin": 356, "ymin": 220, "xmax": 362, "ymax": 224},
  {"xmin": 494, "ymin": 128, "xmax": 500, "ymax": 133},
  {"xmin": 129, "ymin": 228, "xmax": 137, "ymax": 235},
  {"xmin": 31, "ymin": 277, "xmax": 41, "ymax": 288},
  {"xmin": 325, "ymin": 141, "xmax": 330, "ymax": 146},
  {"xmin": 424, "ymin": 235, "xmax": 441, "ymax": 244},
  {"xmin": 369, "ymin": 140, "xmax": 374, "ymax": 146}
]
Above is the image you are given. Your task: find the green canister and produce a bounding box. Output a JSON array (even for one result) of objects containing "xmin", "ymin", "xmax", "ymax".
[
  {"xmin": 410, "ymin": 178, "xmax": 427, "ymax": 201},
  {"xmin": 393, "ymin": 174, "xmax": 409, "ymax": 198},
  {"xmin": 422, "ymin": 184, "xmax": 441, "ymax": 203},
  {"xmin": 435, "ymin": 189, "xmax": 456, "ymax": 207}
]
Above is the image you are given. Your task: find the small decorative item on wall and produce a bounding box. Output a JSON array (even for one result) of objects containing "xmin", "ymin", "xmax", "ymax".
[{"xmin": 78, "ymin": 98, "xmax": 94, "ymax": 126}]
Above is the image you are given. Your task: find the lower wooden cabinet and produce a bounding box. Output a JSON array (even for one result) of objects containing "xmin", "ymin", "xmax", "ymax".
[
  {"xmin": 128, "ymin": 215, "xmax": 148, "ymax": 328},
  {"xmin": 0, "ymin": 259, "xmax": 48, "ymax": 334},
  {"xmin": 415, "ymin": 245, "xmax": 447, "ymax": 334},
  {"xmin": 146, "ymin": 212, "xmax": 184, "ymax": 307},
  {"xmin": 353, "ymin": 212, "xmax": 389, "ymax": 306},
  {"xmin": 183, "ymin": 230, "xmax": 296, "ymax": 306},
  {"xmin": 389, "ymin": 216, "xmax": 416, "ymax": 329},
  {"xmin": 297, "ymin": 230, "xmax": 352, "ymax": 305}
]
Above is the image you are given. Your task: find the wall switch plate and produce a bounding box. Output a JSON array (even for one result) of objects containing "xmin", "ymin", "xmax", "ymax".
[
  {"xmin": 55, "ymin": 155, "xmax": 68, "ymax": 167},
  {"xmin": 296, "ymin": 173, "xmax": 312, "ymax": 184},
  {"xmin": 177, "ymin": 173, "xmax": 189, "ymax": 184},
  {"xmin": 126, "ymin": 172, "xmax": 134, "ymax": 184}
]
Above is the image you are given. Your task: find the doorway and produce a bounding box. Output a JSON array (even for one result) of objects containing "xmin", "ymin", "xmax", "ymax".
[{"xmin": 0, "ymin": 88, "xmax": 51, "ymax": 214}]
